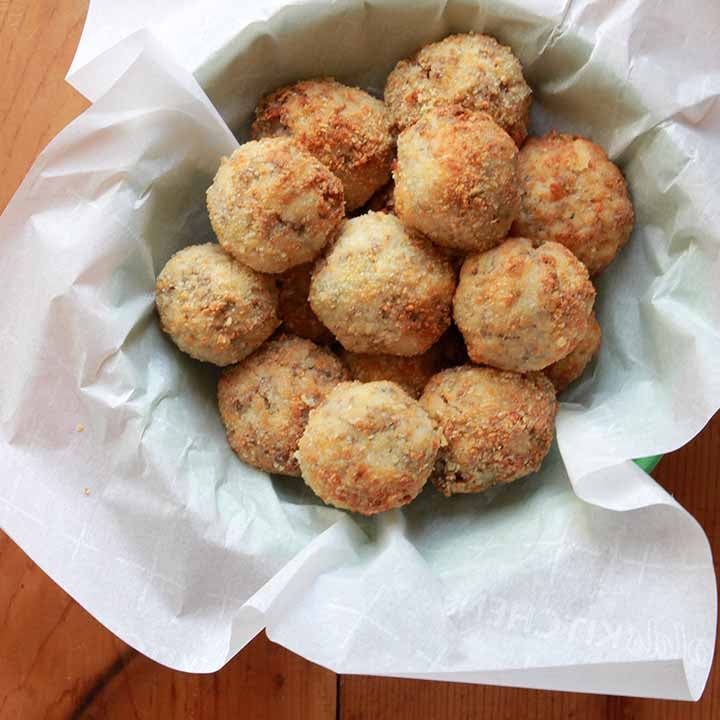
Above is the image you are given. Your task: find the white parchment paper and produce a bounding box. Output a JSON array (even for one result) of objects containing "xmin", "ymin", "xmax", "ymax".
[{"xmin": 1, "ymin": 0, "xmax": 719, "ymax": 700}]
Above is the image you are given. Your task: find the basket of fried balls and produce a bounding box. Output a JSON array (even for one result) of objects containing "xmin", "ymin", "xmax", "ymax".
[{"xmin": 155, "ymin": 32, "xmax": 634, "ymax": 516}]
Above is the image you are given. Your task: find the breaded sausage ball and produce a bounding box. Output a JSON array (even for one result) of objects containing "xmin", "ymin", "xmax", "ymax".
[
  {"xmin": 341, "ymin": 345, "xmax": 443, "ymax": 399},
  {"xmin": 218, "ymin": 334, "xmax": 349, "ymax": 477},
  {"xmin": 277, "ymin": 263, "xmax": 334, "ymax": 343},
  {"xmin": 252, "ymin": 78, "xmax": 394, "ymax": 211},
  {"xmin": 512, "ymin": 132, "xmax": 634, "ymax": 275},
  {"xmin": 384, "ymin": 33, "xmax": 532, "ymax": 145},
  {"xmin": 420, "ymin": 366, "xmax": 557, "ymax": 495},
  {"xmin": 155, "ymin": 243, "xmax": 279, "ymax": 366},
  {"xmin": 309, "ymin": 212, "xmax": 456, "ymax": 355},
  {"xmin": 207, "ymin": 138, "xmax": 344, "ymax": 274},
  {"xmin": 394, "ymin": 109, "xmax": 519, "ymax": 252},
  {"xmin": 453, "ymin": 238, "xmax": 595, "ymax": 372},
  {"xmin": 298, "ymin": 381, "xmax": 439, "ymax": 514},
  {"xmin": 545, "ymin": 312, "xmax": 602, "ymax": 392},
  {"xmin": 340, "ymin": 325, "xmax": 466, "ymax": 397}
]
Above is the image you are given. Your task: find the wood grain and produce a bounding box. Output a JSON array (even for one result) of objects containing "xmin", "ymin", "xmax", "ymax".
[
  {"xmin": 0, "ymin": 529, "xmax": 337, "ymax": 719},
  {"xmin": 0, "ymin": 0, "xmax": 89, "ymax": 212},
  {"xmin": 0, "ymin": 1, "xmax": 718, "ymax": 719}
]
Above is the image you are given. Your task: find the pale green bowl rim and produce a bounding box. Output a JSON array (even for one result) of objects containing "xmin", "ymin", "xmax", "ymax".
[{"xmin": 635, "ymin": 456, "xmax": 662, "ymax": 474}]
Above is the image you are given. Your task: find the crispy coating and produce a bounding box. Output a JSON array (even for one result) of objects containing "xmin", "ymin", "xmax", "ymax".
[
  {"xmin": 155, "ymin": 243, "xmax": 279, "ymax": 366},
  {"xmin": 218, "ymin": 334, "xmax": 349, "ymax": 476},
  {"xmin": 277, "ymin": 263, "xmax": 334, "ymax": 343},
  {"xmin": 298, "ymin": 381, "xmax": 439, "ymax": 514},
  {"xmin": 420, "ymin": 366, "xmax": 557, "ymax": 495},
  {"xmin": 453, "ymin": 238, "xmax": 595, "ymax": 372},
  {"xmin": 394, "ymin": 108, "xmax": 519, "ymax": 252},
  {"xmin": 341, "ymin": 344, "xmax": 443, "ymax": 399},
  {"xmin": 384, "ymin": 33, "xmax": 532, "ymax": 145},
  {"xmin": 309, "ymin": 212, "xmax": 456, "ymax": 356},
  {"xmin": 252, "ymin": 78, "xmax": 395, "ymax": 211},
  {"xmin": 512, "ymin": 132, "xmax": 634, "ymax": 275},
  {"xmin": 544, "ymin": 312, "xmax": 602, "ymax": 392},
  {"xmin": 206, "ymin": 138, "xmax": 344, "ymax": 274},
  {"xmin": 341, "ymin": 324, "xmax": 467, "ymax": 398}
]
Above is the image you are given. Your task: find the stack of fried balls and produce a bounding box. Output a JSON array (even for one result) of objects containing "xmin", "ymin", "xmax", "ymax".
[{"xmin": 155, "ymin": 33, "xmax": 634, "ymax": 515}]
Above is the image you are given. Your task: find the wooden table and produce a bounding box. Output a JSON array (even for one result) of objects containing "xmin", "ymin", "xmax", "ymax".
[{"xmin": 1, "ymin": 1, "xmax": 718, "ymax": 717}]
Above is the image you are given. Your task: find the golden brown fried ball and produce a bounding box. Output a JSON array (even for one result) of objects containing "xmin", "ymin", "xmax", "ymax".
[
  {"xmin": 206, "ymin": 138, "xmax": 344, "ymax": 274},
  {"xmin": 384, "ymin": 32, "xmax": 532, "ymax": 145},
  {"xmin": 512, "ymin": 132, "xmax": 634, "ymax": 275},
  {"xmin": 394, "ymin": 108, "xmax": 519, "ymax": 252},
  {"xmin": 298, "ymin": 381, "xmax": 439, "ymax": 514},
  {"xmin": 341, "ymin": 324, "xmax": 468, "ymax": 398},
  {"xmin": 277, "ymin": 263, "xmax": 334, "ymax": 343},
  {"xmin": 218, "ymin": 334, "xmax": 349, "ymax": 477},
  {"xmin": 341, "ymin": 345, "xmax": 443, "ymax": 399},
  {"xmin": 155, "ymin": 243, "xmax": 279, "ymax": 366},
  {"xmin": 453, "ymin": 238, "xmax": 595, "ymax": 372},
  {"xmin": 309, "ymin": 212, "xmax": 456, "ymax": 356},
  {"xmin": 252, "ymin": 78, "xmax": 394, "ymax": 211},
  {"xmin": 420, "ymin": 366, "xmax": 557, "ymax": 495},
  {"xmin": 544, "ymin": 312, "xmax": 602, "ymax": 392}
]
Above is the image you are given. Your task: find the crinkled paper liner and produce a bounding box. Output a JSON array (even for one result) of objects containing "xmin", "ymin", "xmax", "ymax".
[{"xmin": 1, "ymin": 0, "xmax": 718, "ymax": 700}]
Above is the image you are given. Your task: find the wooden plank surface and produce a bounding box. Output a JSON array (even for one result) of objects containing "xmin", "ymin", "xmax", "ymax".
[
  {"xmin": 0, "ymin": 529, "xmax": 337, "ymax": 719},
  {"xmin": 0, "ymin": 1, "xmax": 718, "ymax": 718}
]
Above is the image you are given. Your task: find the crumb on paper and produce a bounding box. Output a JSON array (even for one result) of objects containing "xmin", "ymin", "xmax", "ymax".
[
  {"xmin": 76, "ymin": 424, "xmax": 85, "ymax": 433},
  {"xmin": 83, "ymin": 487, "xmax": 91, "ymax": 496}
]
